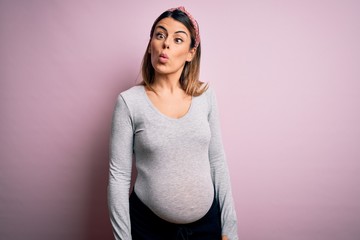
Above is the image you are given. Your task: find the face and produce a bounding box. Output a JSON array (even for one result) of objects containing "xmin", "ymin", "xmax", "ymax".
[{"xmin": 149, "ymin": 17, "xmax": 196, "ymax": 78}]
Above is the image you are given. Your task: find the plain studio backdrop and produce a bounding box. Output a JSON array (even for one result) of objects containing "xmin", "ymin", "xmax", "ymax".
[{"xmin": 1, "ymin": 0, "xmax": 359, "ymax": 240}]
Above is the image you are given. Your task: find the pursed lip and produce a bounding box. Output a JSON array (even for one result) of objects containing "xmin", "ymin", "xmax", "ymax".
[{"xmin": 159, "ymin": 53, "xmax": 169, "ymax": 59}]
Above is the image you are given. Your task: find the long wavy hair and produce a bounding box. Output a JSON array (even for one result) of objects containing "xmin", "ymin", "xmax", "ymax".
[{"xmin": 140, "ymin": 9, "xmax": 207, "ymax": 96}]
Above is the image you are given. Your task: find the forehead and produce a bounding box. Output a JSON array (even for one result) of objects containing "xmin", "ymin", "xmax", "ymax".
[{"xmin": 155, "ymin": 17, "xmax": 190, "ymax": 34}]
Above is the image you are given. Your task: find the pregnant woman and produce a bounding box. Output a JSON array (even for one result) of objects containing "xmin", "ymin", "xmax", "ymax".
[{"xmin": 108, "ymin": 6, "xmax": 238, "ymax": 240}]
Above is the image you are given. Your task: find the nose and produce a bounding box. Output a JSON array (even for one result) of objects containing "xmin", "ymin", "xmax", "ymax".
[{"xmin": 163, "ymin": 38, "xmax": 170, "ymax": 49}]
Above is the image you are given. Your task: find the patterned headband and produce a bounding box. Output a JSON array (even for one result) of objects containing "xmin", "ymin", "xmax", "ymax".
[{"xmin": 167, "ymin": 6, "xmax": 200, "ymax": 48}]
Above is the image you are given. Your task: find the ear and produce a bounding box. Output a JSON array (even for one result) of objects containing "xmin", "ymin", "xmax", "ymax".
[
  {"xmin": 147, "ymin": 41, "xmax": 152, "ymax": 54},
  {"xmin": 186, "ymin": 47, "xmax": 196, "ymax": 62}
]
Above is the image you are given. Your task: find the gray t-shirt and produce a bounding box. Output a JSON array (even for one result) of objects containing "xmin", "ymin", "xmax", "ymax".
[{"xmin": 108, "ymin": 85, "xmax": 238, "ymax": 239}]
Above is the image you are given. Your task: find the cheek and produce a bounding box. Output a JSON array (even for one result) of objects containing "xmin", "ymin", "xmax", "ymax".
[
  {"xmin": 149, "ymin": 42, "xmax": 158, "ymax": 62},
  {"xmin": 173, "ymin": 48, "xmax": 191, "ymax": 61},
  {"xmin": 149, "ymin": 41, "xmax": 155, "ymax": 53},
  {"xmin": 149, "ymin": 38, "xmax": 161, "ymax": 52}
]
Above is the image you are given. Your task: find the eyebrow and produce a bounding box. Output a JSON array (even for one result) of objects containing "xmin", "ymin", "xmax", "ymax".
[{"xmin": 155, "ymin": 25, "xmax": 188, "ymax": 37}]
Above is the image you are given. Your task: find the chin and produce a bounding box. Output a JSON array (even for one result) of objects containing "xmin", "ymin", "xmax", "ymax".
[
  {"xmin": 153, "ymin": 64, "xmax": 184, "ymax": 76},
  {"xmin": 153, "ymin": 65, "xmax": 172, "ymax": 74}
]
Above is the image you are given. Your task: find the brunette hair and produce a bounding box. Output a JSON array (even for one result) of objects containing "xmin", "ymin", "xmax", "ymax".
[{"xmin": 140, "ymin": 9, "xmax": 207, "ymax": 96}]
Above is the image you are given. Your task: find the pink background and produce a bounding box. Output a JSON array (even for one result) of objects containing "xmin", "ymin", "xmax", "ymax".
[{"xmin": 1, "ymin": 1, "xmax": 360, "ymax": 239}]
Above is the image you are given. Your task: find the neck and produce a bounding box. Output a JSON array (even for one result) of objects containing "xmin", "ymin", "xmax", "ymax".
[{"xmin": 152, "ymin": 72, "xmax": 183, "ymax": 94}]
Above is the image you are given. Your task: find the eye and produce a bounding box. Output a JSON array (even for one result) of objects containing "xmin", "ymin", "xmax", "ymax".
[
  {"xmin": 155, "ymin": 32, "xmax": 166, "ymax": 39},
  {"xmin": 174, "ymin": 38, "xmax": 183, "ymax": 44}
]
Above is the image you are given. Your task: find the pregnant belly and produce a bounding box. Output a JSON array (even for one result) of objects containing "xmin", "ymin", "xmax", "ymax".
[{"xmin": 135, "ymin": 172, "xmax": 214, "ymax": 224}]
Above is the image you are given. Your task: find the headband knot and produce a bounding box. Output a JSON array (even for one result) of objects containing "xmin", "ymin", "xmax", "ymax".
[{"xmin": 168, "ymin": 6, "xmax": 200, "ymax": 48}]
